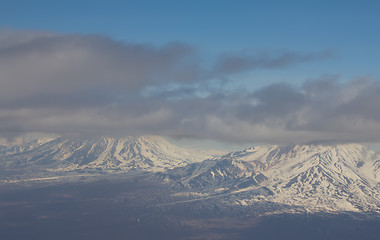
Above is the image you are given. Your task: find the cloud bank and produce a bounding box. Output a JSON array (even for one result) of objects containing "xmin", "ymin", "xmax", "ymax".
[{"xmin": 0, "ymin": 30, "xmax": 379, "ymax": 144}]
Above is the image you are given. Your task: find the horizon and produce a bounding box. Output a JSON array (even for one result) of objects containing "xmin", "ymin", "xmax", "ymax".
[{"xmin": 2, "ymin": 133, "xmax": 380, "ymax": 155}]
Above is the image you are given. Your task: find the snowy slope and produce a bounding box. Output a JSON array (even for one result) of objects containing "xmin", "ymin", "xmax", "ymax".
[
  {"xmin": 156, "ymin": 158, "xmax": 268, "ymax": 190},
  {"xmin": 0, "ymin": 136, "xmax": 219, "ymax": 172},
  {"xmin": 258, "ymin": 144, "xmax": 380, "ymax": 211},
  {"xmin": 160, "ymin": 144, "xmax": 380, "ymax": 212},
  {"xmin": 372, "ymin": 160, "xmax": 380, "ymax": 181},
  {"xmin": 0, "ymin": 137, "xmax": 55, "ymax": 156},
  {"xmin": 0, "ymin": 145, "xmax": 7, "ymax": 152},
  {"xmin": 2, "ymin": 137, "xmax": 380, "ymax": 212}
]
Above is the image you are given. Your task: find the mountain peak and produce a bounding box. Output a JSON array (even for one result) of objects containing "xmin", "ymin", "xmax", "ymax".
[
  {"xmin": 159, "ymin": 142, "xmax": 380, "ymax": 212},
  {"xmin": 0, "ymin": 135, "xmax": 219, "ymax": 173}
]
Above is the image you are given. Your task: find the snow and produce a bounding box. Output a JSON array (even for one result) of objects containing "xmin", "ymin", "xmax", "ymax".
[
  {"xmin": 160, "ymin": 143, "xmax": 380, "ymax": 212},
  {"xmin": 0, "ymin": 135, "xmax": 222, "ymax": 173},
  {"xmin": 1, "ymin": 137, "xmax": 380, "ymax": 213}
]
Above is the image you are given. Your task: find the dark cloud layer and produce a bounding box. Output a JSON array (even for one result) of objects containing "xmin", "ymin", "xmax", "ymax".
[{"xmin": 0, "ymin": 30, "xmax": 378, "ymax": 144}]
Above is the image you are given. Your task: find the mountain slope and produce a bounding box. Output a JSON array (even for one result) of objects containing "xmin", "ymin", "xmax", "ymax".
[
  {"xmin": 0, "ymin": 136, "xmax": 218, "ymax": 173},
  {"xmin": 264, "ymin": 145, "xmax": 379, "ymax": 211},
  {"xmin": 2, "ymin": 137, "xmax": 380, "ymax": 212},
  {"xmin": 156, "ymin": 158, "xmax": 268, "ymax": 190},
  {"xmin": 159, "ymin": 144, "xmax": 380, "ymax": 212}
]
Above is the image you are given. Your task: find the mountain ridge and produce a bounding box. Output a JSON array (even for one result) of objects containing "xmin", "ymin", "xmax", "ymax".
[
  {"xmin": 158, "ymin": 143, "xmax": 380, "ymax": 212},
  {"xmin": 1, "ymin": 137, "xmax": 380, "ymax": 213},
  {"xmin": 0, "ymin": 136, "xmax": 219, "ymax": 173}
]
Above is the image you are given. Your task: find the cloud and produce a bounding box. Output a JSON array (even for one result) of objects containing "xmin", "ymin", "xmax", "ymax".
[
  {"xmin": 213, "ymin": 49, "xmax": 333, "ymax": 75},
  {"xmin": 0, "ymin": 30, "xmax": 203, "ymax": 104},
  {"xmin": 1, "ymin": 30, "xmax": 379, "ymax": 145}
]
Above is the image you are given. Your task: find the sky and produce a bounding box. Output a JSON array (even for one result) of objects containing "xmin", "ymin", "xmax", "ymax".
[{"xmin": 1, "ymin": 0, "xmax": 380, "ymax": 146}]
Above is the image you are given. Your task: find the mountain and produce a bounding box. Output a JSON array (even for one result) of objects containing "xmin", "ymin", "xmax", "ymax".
[
  {"xmin": 0, "ymin": 145, "xmax": 7, "ymax": 152},
  {"xmin": 156, "ymin": 158, "xmax": 270, "ymax": 191},
  {"xmin": 1, "ymin": 137, "xmax": 56, "ymax": 156},
  {"xmin": 2, "ymin": 137, "xmax": 380, "ymax": 213},
  {"xmin": 158, "ymin": 144, "xmax": 380, "ymax": 212},
  {"xmin": 0, "ymin": 136, "xmax": 219, "ymax": 174}
]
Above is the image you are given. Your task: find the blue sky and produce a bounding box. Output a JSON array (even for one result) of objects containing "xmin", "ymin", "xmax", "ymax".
[
  {"xmin": 1, "ymin": 0, "xmax": 379, "ymax": 96},
  {"xmin": 2, "ymin": 0, "xmax": 379, "ymax": 78},
  {"xmin": 1, "ymin": 0, "xmax": 380, "ymax": 145}
]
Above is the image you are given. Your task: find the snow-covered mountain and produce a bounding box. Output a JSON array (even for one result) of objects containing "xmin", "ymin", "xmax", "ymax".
[
  {"xmin": 0, "ymin": 145, "xmax": 7, "ymax": 152},
  {"xmin": 0, "ymin": 137, "xmax": 56, "ymax": 156},
  {"xmin": 2, "ymin": 137, "xmax": 380, "ymax": 213},
  {"xmin": 159, "ymin": 144, "xmax": 380, "ymax": 212},
  {"xmin": 156, "ymin": 158, "xmax": 269, "ymax": 190},
  {"xmin": 0, "ymin": 136, "xmax": 218, "ymax": 173}
]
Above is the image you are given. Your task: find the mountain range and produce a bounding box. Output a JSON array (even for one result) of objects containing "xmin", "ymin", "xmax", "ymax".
[
  {"xmin": 158, "ymin": 144, "xmax": 380, "ymax": 212},
  {"xmin": 0, "ymin": 136, "xmax": 218, "ymax": 173},
  {"xmin": 1, "ymin": 136, "xmax": 380, "ymax": 213}
]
